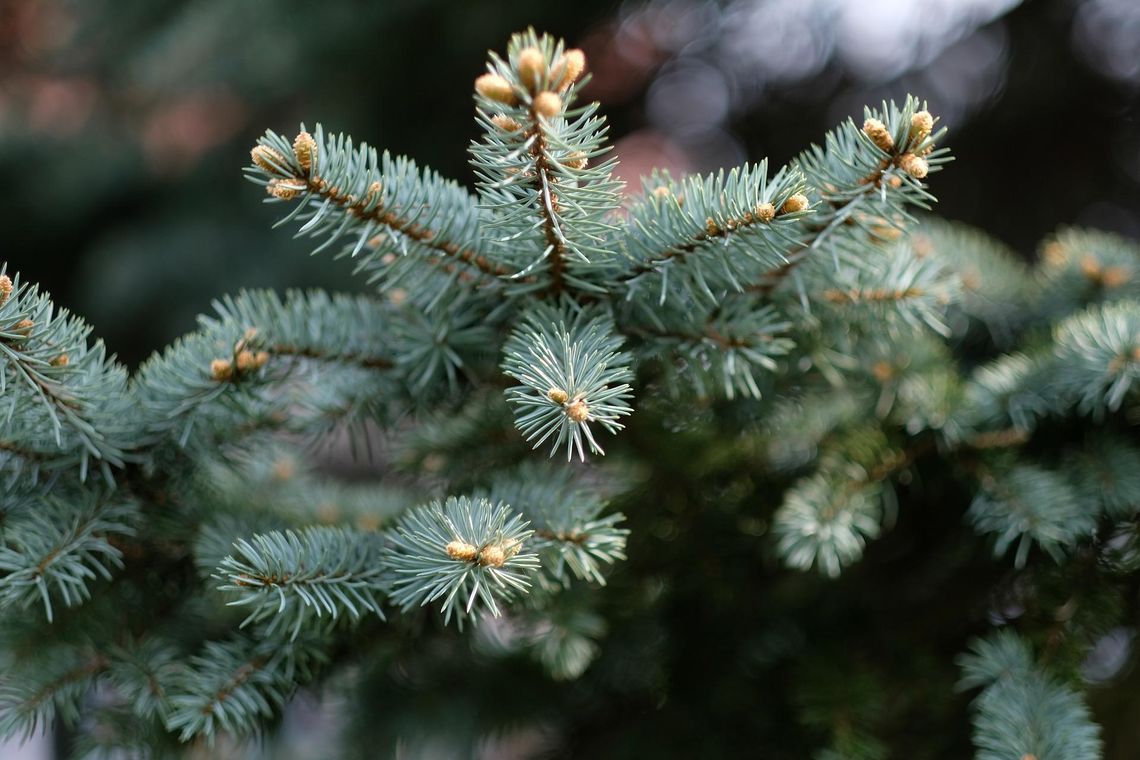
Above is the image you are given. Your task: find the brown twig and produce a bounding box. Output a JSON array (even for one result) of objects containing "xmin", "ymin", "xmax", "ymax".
[
  {"xmin": 527, "ymin": 112, "xmax": 566, "ymax": 293},
  {"xmin": 303, "ymin": 177, "xmax": 512, "ymax": 279},
  {"xmin": 269, "ymin": 344, "xmax": 393, "ymax": 371}
]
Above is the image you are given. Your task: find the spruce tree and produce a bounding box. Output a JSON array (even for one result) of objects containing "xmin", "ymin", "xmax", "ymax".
[{"xmin": 2, "ymin": 29, "xmax": 1138, "ymax": 758}]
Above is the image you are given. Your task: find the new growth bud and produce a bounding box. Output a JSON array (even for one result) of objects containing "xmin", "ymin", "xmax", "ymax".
[
  {"xmin": 547, "ymin": 387, "xmax": 569, "ymax": 404},
  {"xmin": 446, "ymin": 540, "xmax": 479, "ymax": 562},
  {"xmin": 267, "ymin": 179, "xmax": 306, "ymax": 200},
  {"xmin": 533, "ymin": 91, "xmax": 562, "ymax": 118},
  {"xmin": 0, "ymin": 274, "xmax": 11, "ymax": 307},
  {"xmin": 236, "ymin": 349, "xmax": 269, "ymax": 372},
  {"xmin": 293, "ymin": 131, "xmax": 317, "ymax": 174},
  {"xmin": 754, "ymin": 202, "xmax": 776, "ymax": 223},
  {"xmin": 550, "ymin": 49, "xmax": 586, "ymax": 91},
  {"xmin": 365, "ymin": 181, "xmax": 383, "ymax": 205},
  {"xmin": 516, "ymin": 47, "xmax": 545, "ymax": 90},
  {"xmin": 565, "ymin": 151, "xmax": 588, "ymax": 170},
  {"xmin": 899, "ymin": 153, "xmax": 929, "ymax": 179},
  {"xmin": 1080, "ymin": 255, "xmax": 1102, "ymax": 280},
  {"xmin": 863, "ymin": 118, "xmax": 895, "ymax": 153},
  {"xmin": 566, "ymin": 399, "xmax": 590, "ymax": 422},
  {"xmin": 910, "ymin": 110, "xmax": 934, "ymax": 141},
  {"xmin": 475, "ymin": 73, "xmax": 516, "ymax": 105},
  {"xmin": 1102, "ymin": 266, "xmax": 1131, "ymax": 289},
  {"xmin": 210, "ymin": 358, "xmax": 234, "ymax": 382},
  {"xmin": 478, "ymin": 545, "xmax": 507, "ymax": 568},
  {"xmin": 781, "ymin": 193, "xmax": 809, "ymax": 214},
  {"xmin": 491, "ymin": 114, "xmax": 522, "ymax": 132},
  {"xmin": 1042, "ymin": 241, "xmax": 1067, "ymax": 266},
  {"xmin": 251, "ymin": 144, "xmax": 289, "ymax": 175}
]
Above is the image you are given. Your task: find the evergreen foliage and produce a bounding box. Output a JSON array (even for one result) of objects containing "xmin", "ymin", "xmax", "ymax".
[{"xmin": 2, "ymin": 28, "xmax": 1139, "ymax": 757}]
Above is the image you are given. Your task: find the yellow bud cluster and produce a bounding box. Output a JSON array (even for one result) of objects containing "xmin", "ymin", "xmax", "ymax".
[
  {"xmin": 209, "ymin": 330, "xmax": 270, "ymax": 382},
  {"xmin": 365, "ymin": 181, "xmax": 383, "ymax": 206},
  {"xmin": 293, "ymin": 131, "xmax": 317, "ymax": 174},
  {"xmin": 1102, "ymin": 266, "xmax": 1131, "ymax": 289},
  {"xmin": 899, "ymin": 153, "xmax": 929, "ymax": 179},
  {"xmin": 236, "ymin": 349, "xmax": 270, "ymax": 372},
  {"xmin": 565, "ymin": 151, "xmax": 588, "ymax": 169},
  {"xmin": 550, "ymin": 49, "xmax": 586, "ymax": 91},
  {"xmin": 780, "ymin": 193, "xmax": 809, "ymax": 214},
  {"xmin": 210, "ymin": 358, "xmax": 234, "ymax": 382},
  {"xmin": 273, "ymin": 458, "xmax": 296, "ymax": 481},
  {"xmin": 479, "ymin": 545, "xmax": 506, "ymax": 568},
  {"xmin": 566, "ymin": 398, "xmax": 590, "ymax": 422},
  {"xmin": 475, "ymin": 46, "xmax": 585, "ymax": 128},
  {"xmin": 533, "ymin": 90, "xmax": 562, "ymax": 118},
  {"xmin": 910, "ymin": 110, "xmax": 934, "ymax": 141},
  {"xmin": 475, "ymin": 73, "xmax": 516, "ymax": 105},
  {"xmin": 446, "ymin": 540, "xmax": 479, "ymax": 562},
  {"xmin": 863, "ymin": 118, "xmax": 895, "ymax": 153},
  {"xmin": 266, "ymin": 179, "xmax": 306, "ymax": 200},
  {"xmin": 492, "ymin": 114, "xmax": 522, "ymax": 132},
  {"xmin": 516, "ymin": 47, "xmax": 545, "ymax": 89},
  {"xmin": 1080, "ymin": 255, "xmax": 1132, "ymax": 289},
  {"xmin": 251, "ymin": 144, "xmax": 289, "ymax": 174},
  {"xmin": 444, "ymin": 539, "xmax": 512, "ymax": 568}
]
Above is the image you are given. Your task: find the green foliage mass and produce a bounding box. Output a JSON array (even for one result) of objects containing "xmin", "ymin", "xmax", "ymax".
[{"xmin": 3, "ymin": 28, "xmax": 1139, "ymax": 758}]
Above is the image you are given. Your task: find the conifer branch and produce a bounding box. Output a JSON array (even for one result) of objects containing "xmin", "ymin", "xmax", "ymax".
[
  {"xmin": 0, "ymin": 271, "xmax": 132, "ymax": 484},
  {"xmin": 134, "ymin": 290, "xmax": 401, "ymax": 452},
  {"xmin": 625, "ymin": 179, "xmax": 806, "ymax": 280},
  {"xmin": 621, "ymin": 299, "xmax": 793, "ymax": 399},
  {"xmin": 382, "ymin": 496, "xmax": 540, "ymax": 627},
  {"xmin": 528, "ymin": 104, "xmax": 568, "ymax": 292},
  {"xmin": 958, "ymin": 631, "xmax": 1102, "ymax": 760},
  {"xmin": 247, "ymin": 128, "xmax": 506, "ymax": 293},
  {"xmin": 0, "ymin": 26, "xmax": 1022, "ymax": 754},
  {"xmin": 753, "ymin": 98, "xmax": 948, "ymax": 297},
  {"xmin": 967, "ymin": 463, "xmax": 1096, "ymax": 568},
  {"xmin": 301, "ymin": 174, "xmax": 510, "ymax": 279},
  {"xmin": 483, "ymin": 462, "xmax": 628, "ymax": 588},
  {"xmin": 470, "ymin": 31, "xmax": 623, "ymax": 292},
  {"xmin": 502, "ymin": 304, "xmax": 633, "ymax": 460},
  {"xmin": 0, "ymin": 493, "xmax": 138, "ymax": 622},
  {"xmin": 164, "ymin": 635, "xmax": 326, "ymax": 742},
  {"xmin": 618, "ymin": 164, "xmax": 809, "ymax": 304},
  {"xmin": 0, "ymin": 651, "xmax": 108, "ymax": 741},
  {"xmin": 106, "ymin": 639, "xmax": 179, "ymax": 720},
  {"xmin": 774, "ymin": 468, "xmax": 885, "ymax": 578},
  {"xmin": 215, "ymin": 527, "xmax": 388, "ymax": 640},
  {"xmin": 819, "ymin": 285, "xmax": 928, "ymax": 304}
]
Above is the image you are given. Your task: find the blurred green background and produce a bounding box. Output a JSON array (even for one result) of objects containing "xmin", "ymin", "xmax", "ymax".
[{"xmin": 4, "ymin": 0, "xmax": 1138, "ymax": 368}]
